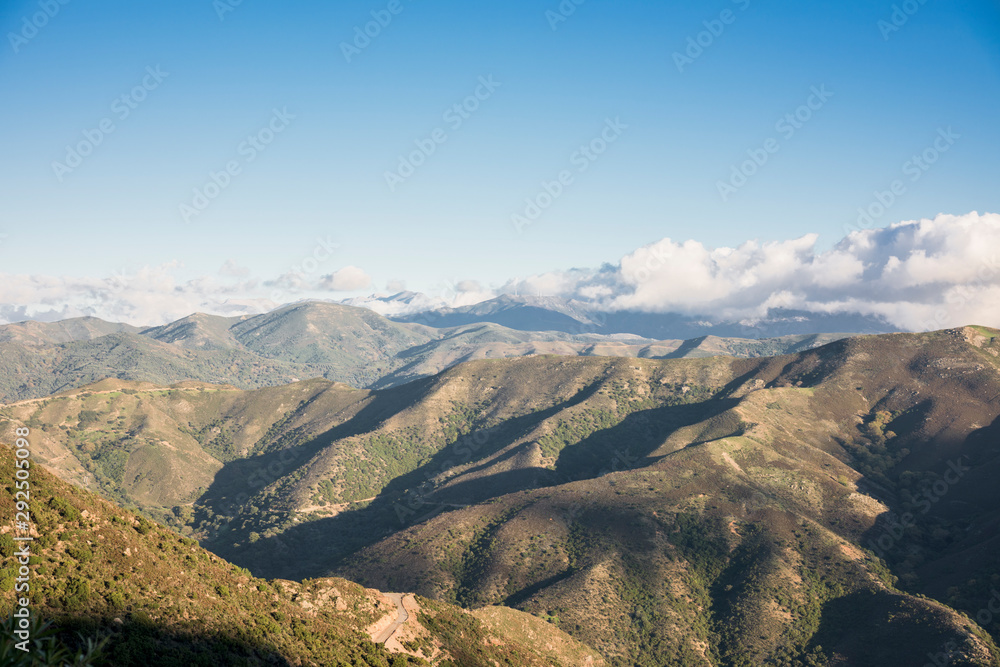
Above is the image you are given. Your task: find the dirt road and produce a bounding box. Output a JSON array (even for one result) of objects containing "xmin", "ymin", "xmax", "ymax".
[{"xmin": 375, "ymin": 593, "xmax": 409, "ymax": 644}]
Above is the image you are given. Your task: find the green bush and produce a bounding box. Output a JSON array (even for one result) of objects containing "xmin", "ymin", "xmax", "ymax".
[
  {"xmin": 63, "ymin": 578, "xmax": 92, "ymax": 611},
  {"xmin": 0, "ymin": 533, "xmax": 15, "ymax": 558},
  {"xmin": 48, "ymin": 497, "xmax": 81, "ymax": 523},
  {"xmin": 66, "ymin": 544, "xmax": 94, "ymax": 563}
]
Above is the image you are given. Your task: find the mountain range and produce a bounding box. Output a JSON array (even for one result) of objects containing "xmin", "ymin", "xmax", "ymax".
[
  {"xmin": 4, "ymin": 323, "xmax": 1000, "ymax": 665},
  {"xmin": 355, "ymin": 293, "xmax": 899, "ymax": 339},
  {"xmin": 0, "ymin": 301, "xmax": 857, "ymax": 404}
]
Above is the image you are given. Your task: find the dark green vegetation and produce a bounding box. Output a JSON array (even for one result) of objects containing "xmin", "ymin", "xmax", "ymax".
[
  {"xmin": 0, "ymin": 302, "xmax": 851, "ymax": 403},
  {"xmin": 6, "ymin": 325, "xmax": 1000, "ymax": 665},
  {"xmin": 0, "ymin": 445, "xmax": 601, "ymax": 666}
]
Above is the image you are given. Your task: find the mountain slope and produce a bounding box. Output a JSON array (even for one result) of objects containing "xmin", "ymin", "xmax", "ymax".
[
  {"xmin": 7, "ymin": 327, "xmax": 1000, "ymax": 665},
  {"xmin": 141, "ymin": 313, "xmax": 243, "ymax": 350},
  {"xmin": 0, "ymin": 317, "xmax": 142, "ymax": 346},
  {"xmin": 0, "ymin": 442, "xmax": 603, "ymax": 666},
  {"xmin": 0, "ymin": 303, "xmax": 855, "ymax": 403}
]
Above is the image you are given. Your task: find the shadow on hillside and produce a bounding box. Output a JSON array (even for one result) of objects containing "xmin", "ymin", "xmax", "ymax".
[
  {"xmin": 195, "ymin": 374, "xmax": 444, "ymax": 518},
  {"xmin": 210, "ymin": 378, "xmax": 755, "ymax": 582},
  {"xmin": 806, "ymin": 589, "xmax": 969, "ymax": 667},
  {"xmin": 40, "ymin": 614, "xmax": 305, "ymax": 666},
  {"xmin": 201, "ymin": 373, "xmax": 609, "ymax": 578},
  {"xmin": 546, "ymin": 359, "xmax": 778, "ymax": 481},
  {"xmin": 552, "ymin": 398, "xmax": 742, "ymax": 478},
  {"xmin": 855, "ymin": 413, "xmax": 1000, "ymax": 597},
  {"xmin": 660, "ymin": 336, "xmax": 709, "ymax": 359}
]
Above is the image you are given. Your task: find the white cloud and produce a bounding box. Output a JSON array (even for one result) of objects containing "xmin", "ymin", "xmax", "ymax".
[
  {"xmin": 0, "ymin": 265, "xmax": 271, "ymax": 326},
  {"xmin": 0, "ymin": 263, "xmax": 375, "ymax": 326},
  {"xmin": 1, "ymin": 212, "xmax": 997, "ymax": 331},
  {"xmin": 500, "ymin": 212, "xmax": 1000, "ymax": 331},
  {"xmin": 219, "ymin": 259, "xmax": 251, "ymax": 278},
  {"xmin": 318, "ymin": 266, "xmax": 372, "ymax": 292},
  {"xmin": 456, "ymin": 280, "xmax": 484, "ymax": 293}
]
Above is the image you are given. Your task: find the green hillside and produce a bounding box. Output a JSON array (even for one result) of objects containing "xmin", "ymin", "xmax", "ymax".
[
  {"xmin": 0, "ymin": 443, "xmax": 602, "ymax": 666},
  {"xmin": 6, "ymin": 326, "xmax": 1000, "ymax": 664}
]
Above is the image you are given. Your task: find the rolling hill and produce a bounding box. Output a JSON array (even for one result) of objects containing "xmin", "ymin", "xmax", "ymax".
[
  {"xmin": 0, "ymin": 302, "xmax": 853, "ymax": 403},
  {"xmin": 5, "ymin": 326, "xmax": 1000, "ymax": 665}
]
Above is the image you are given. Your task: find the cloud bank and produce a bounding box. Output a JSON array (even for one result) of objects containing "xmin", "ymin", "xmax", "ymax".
[
  {"xmin": 0, "ymin": 263, "xmax": 375, "ymax": 326},
  {"xmin": 502, "ymin": 212, "xmax": 1000, "ymax": 331},
  {"xmin": 0, "ymin": 212, "xmax": 997, "ymax": 331}
]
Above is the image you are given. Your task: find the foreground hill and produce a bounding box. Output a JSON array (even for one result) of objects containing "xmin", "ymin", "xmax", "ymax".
[
  {"xmin": 0, "ymin": 443, "xmax": 603, "ymax": 666},
  {"xmin": 0, "ymin": 302, "xmax": 851, "ymax": 402},
  {"xmin": 6, "ymin": 327, "xmax": 1000, "ymax": 664}
]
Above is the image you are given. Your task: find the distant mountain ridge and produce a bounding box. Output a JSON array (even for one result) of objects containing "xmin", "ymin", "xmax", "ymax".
[
  {"xmin": 387, "ymin": 293, "xmax": 899, "ymax": 339},
  {"xmin": 0, "ymin": 301, "xmax": 859, "ymax": 403}
]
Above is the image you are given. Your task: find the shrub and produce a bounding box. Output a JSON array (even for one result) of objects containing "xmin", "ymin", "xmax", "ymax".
[
  {"xmin": 0, "ymin": 533, "xmax": 15, "ymax": 558},
  {"xmin": 66, "ymin": 544, "xmax": 94, "ymax": 563},
  {"xmin": 63, "ymin": 578, "xmax": 92, "ymax": 610},
  {"xmin": 48, "ymin": 497, "xmax": 81, "ymax": 522}
]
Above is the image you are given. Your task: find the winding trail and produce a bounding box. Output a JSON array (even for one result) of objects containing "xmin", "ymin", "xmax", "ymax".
[{"xmin": 375, "ymin": 593, "xmax": 409, "ymax": 644}]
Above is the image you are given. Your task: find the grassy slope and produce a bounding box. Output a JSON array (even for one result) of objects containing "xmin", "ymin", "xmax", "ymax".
[{"xmin": 0, "ymin": 444, "xmax": 602, "ymax": 666}]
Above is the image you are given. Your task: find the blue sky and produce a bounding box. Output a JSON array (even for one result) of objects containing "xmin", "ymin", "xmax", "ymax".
[{"xmin": 1, "ymin": 0, "xmax": 999, "ymax": 323}]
